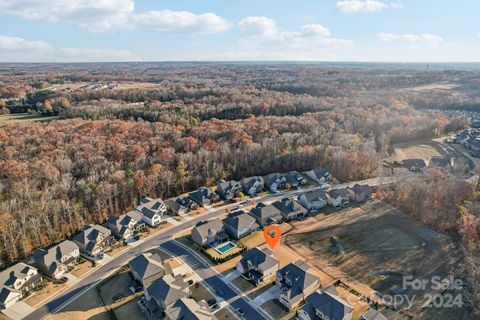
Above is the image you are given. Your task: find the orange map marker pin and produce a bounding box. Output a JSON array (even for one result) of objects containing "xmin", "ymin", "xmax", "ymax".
[{"xmin": 263, "ymin": 225, "xmax": 281, "ymax": 249}]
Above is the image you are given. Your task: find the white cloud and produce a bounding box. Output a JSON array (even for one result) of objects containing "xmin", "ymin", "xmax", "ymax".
[
  {"xmin": 336, "ymin": 0, "xmax": 402, "ymax": 13},
  {"xmin": 0, "ymin": 35, "xmax": 137, "ymax": 62},
  {"xmin": 236, "ymin": 17, "xmax": 352, "ymax": 60},
  {"xmin": 131, "ymin": 10, "xmax": 230, "ymax": 33},
  {"xmin": 378, "ymin": 33, "xmax": 443, "ymax": 43},
  {"xmin": 0, "ymin": 0, "xmax": 230, "ymax": 33}
]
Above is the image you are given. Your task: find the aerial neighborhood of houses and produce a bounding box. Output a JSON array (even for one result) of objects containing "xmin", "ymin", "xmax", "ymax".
[{"xmin": 0, "ymin": 167, "xmax": 383, "ymax": 320}]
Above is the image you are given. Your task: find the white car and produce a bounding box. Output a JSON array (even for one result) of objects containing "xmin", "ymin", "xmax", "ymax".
[{"xmin": 318, "ymin": 183, "xmax": 330, "ymax": 190}]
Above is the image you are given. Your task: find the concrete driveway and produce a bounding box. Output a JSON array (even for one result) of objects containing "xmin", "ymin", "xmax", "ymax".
[
  {"xmin": 2, "ymin": 301, "xmax": 35, "ymax": 320},
  {"xmin": 252, "ymin": 285, "xmax": 282, "ymax": 306}
]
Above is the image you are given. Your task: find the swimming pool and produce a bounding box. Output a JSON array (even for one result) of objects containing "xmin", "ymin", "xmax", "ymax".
[{"xmin": 214, "ymin": 241, "xmax": 237, "ymax": 254}]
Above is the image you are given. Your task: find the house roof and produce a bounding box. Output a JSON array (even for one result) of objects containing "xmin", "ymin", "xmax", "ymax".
[
  {"xmin": 287, "ymin": 171, "xmax": 306, "ymax": 183},
  {"xmin": 328, "ymin": 188, "xmax": 349, "ymax": 199},
  {"xmin": 241, "ymin": 176, "xmax": 264, "ymax": 191},
  {"xmin": 128, "ymin": 253, "xmax": 171, "ymax": 283},
  {"xmin": 146, "ymin": 274, "xmax": 189, "ymax": 307},
  {"xmin": 223, "ymin": 211, "xmax": 258, "ymax": 232},
  {"xmin": 108, "ymin": 211, "xmax": 142, "ymax": 235},
  {"xmin": 0, "ymin": 287, "xmax": 20, "ymax": 305},
  {"xmin": 239, "ymin": 247, "xmax": 279, "ymax": 272},
  {"xmin": 0, "ymin": 263, "xmax": 38, "ymax": 288},
  {"xmin": 217, "ymin": 180, "xmax": 241, "ymax": 193},
  {"xmin": 360, "ymin": 309, "xmax": 388, "ymax": 320},
  {"xmin": 273, "ymin": 198, "xmax": 308, "ymax": 215},
  {"xmin": 251, "ymin": 203, "xmax": 283, "ymax": 220},
  {"xmin": 300, "ymin": 189, "xmax": 327, "ymax": 202},
  {"xmin": 137, "ymin": 197, "xmax": 165, "ymax": 212},
  {"xmin": 263, "ymin": 173, "xmax": 286, "ymax": 186},
  {"xmin": 73, "ymin": 224, "xmax": 111, "ymax": 247},
  {"xmin": 305, "ymin": 288, "xmax": 354, "ymax": 320},
  {"xmin": 309, "ymin": 167, "xmax": 330, "ymax": 179},
  {"xmin": 348, "ymin": 184, "xmax": 371, "ymax": 195},
  {"xmin": 429, "ymin": 157, "xmax": 451, "ymax": 168},
  {"xmin": 33, "ymin": 240, "xmax": 78, "ymax": 274},
  {"xmin": 278, "ymin": 260, "xmax": 319, "ymax": 302},
  {"xmin": 189, "ymin": 187, "xmax": 216, "ymax": 204},
  {"xmin": 165, "ymin": 298, "xmax": 212, "ymax": 320},
  {"xmin": 192, "ymin": 219, "xmax": 224, "ymax": 239}
]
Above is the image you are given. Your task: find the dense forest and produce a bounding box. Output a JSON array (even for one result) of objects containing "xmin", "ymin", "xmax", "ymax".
[{"xmin": 0, "ymin": 63, "xmax": 476, "ymax": 269}]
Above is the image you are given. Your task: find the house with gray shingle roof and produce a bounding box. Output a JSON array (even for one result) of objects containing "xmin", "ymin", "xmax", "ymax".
[
  {"xmin": 286, "ymin": 171, "xmax": 308, "ymax": 188},
  {"xmin": 135, "ymin": 196, "xmax": 167, "ymax": 227},
  {"xmin": 72, "ymin": 224, "xmax": 113, "ymax": 258},
  {"xmin": 191, "ymin": 219, "xmax": 228, "ymax": 248},
  {"xmin": 237, "ymin": 247, "xmax": 279, "ymax": 285},
  {"xmin": 273, "ymin": 197, "xmax": 308, "ymax": 221},
  {"xmin": 143, "ymin": 274, "xmax": 190, "ymax": 318},
  {"xmin": 347, "ymin": 184, "xmax": 372, "ymax": 203},
  {"xmin": 402, "ymin": 159, "xmax": 426, "ymax": 172},
  {"xmin": 216, "ymin": 180, "xmax": 242, "ymax": 201},
  {"xmin": 263, "ymin": 173, "xmax": 287, "ymax": 193},
  {"xmin": 276, "ymin": 260, "xmax": 320, "ymax": 310},
  {"xmin": 327, "ymin": 188, "xmax": 350, "ymax": 209},
  {"xmin": 107, "ymin": 210, "xmax": 145, "ymax": 240},
  {"xmin": 223, "ymin": 210, "xmax": 260, "ymax": 240},
  {"xmin": 167, "ymin": 196, "xmax": 198, "ymax": 216},
  {"xmin": 0, "ymin": 263, "xmax": 43, "ymax": 309},
  {"xmin": 129, "ymin": 252, "xmax": 172, "ymax": 288},
  {"xmin": 33, "ymin": 240, "xmax": 80, "ymax": 279},
  {"xmin": 250, "ymin": 203, "xmax": 283, "ymax": 227},
  {"xmin": 305, "ymin": 168, "xmax": 332, "ymax": 184},
  {"xmin": 298, "ymin": 189, "xmax": 328, "ymax": 211},
  {"xmin": 241, "ymin": 176, "xmax": 264, "ymax": 197},
  {"xmin": 188, "ymin": 187, "xmax": 220, "ymax": 207},
  {"xmin": 298, "ymin": 286, "xmax": 353, "ymax": 320},
  {"xmin": 165, "ymin": 298, "xmax": 213, "ymax": 320}
]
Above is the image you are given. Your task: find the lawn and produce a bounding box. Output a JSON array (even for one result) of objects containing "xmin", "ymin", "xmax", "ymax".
[
  {"xmin": 191, "ymin": 282, "xmax": 215, "ymax": 302},
  {"xmin": 48, "ymin": 287, "xmax": 109, "ymax": 320},
  {"xmin": 71, "ymin": 259, "xmax": 95, "ymax": 277},
  {"xmin": 0, "ymin": 113, "xmax": 59, "ymax": 124},
  {"xmin": 25, "ymin": 281, "xmax": 68, "ymax": 307},
  {"xmin": 112, "ymin": 297, "xmax": 145, "ymax": 320},
  {"xmin": 260, "ymin": 299, "xmax": 295, "ymax": 320}
]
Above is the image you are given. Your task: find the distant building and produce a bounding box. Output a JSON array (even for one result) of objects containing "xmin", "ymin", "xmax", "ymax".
[
  {"xmin": 286, "ymin": 171, "xmax": 308, "ymax": 188},
  {"xmin": 167, "ymin": 196, "xmax": 198, "ymax": 216},
  {"xmin": 33, "ymin": 240, "xmax": 80, "ymax": 279},
  {"xmin": 188, "ymin": 187, "xmax": 220, "ymax": 207},
  {"xmin": 240, "ymin": 176, "xmax": 264, "ymax": 197},
  {"xmin": 191, "ymin": 219, "xmax": 228, "ymax": 248},
  {"xmin": 298, "ymin": 190, "xmax": 328, "ymax": 211},
  {"xmin": 402, "ymin": 159, "xmax": 426, "ymax": 172},
  {"xmin": 135, "ymin": 197, "xmax": 167, "ymax": 227},
  {"xmin": 305, "ymin": 168, "xmax": 332, "ymax": 184},
  {"xmin": 263, "ymin": 173, "xmax": 287, "ymax": 193},
  {"xmin": 237, "ymin": 248, "xmax": 279, "ymax": 285},
  {"xmin": 327, "ymin": 188, "xmax": 350, "ymax": 209},
  {"xmin": 0, "ymin": 263, "xmax": 43, "ymax": 309},
  {"xmin": 347, "ymin": 184, "xmax": 372, "ymax": 203},
  {"xmin": 276, "ymin": 260, "xmax": 320, "ymax": 310},
  {"xmin": 216, "ymin": 180, "xmax": 242, "ymax": 200}
]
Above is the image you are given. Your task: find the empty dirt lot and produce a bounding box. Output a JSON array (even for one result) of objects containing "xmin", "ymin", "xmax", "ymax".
[{"xmin": 285, "ymin": 201, "xmax": 461, "ymax": 314}]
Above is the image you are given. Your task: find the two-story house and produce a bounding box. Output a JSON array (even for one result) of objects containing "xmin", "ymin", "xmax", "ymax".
[
  {"xmin": 107, "ymin": 211, "xmax": 145, "ymax": 240},
  {"xmin": 216, "ymin": 180, "xmax": 242, "ymax": 201},
  {"xmin": 298, "ymin": 287, "xmax": 354, "ymax": 320},
  {"xmin": 273, "ymin": 197, "xmax": 308, "ymax": 221},
  {"xmin": 191, "ymin": 219, "xmax": 228, "ymax": 248},
  {"xmin": 33, "ymin": 240, "xmax": 80, "ymax": 279},
  {"xmin": 223, "ymin": 210, "xmax": 260, "ymax": 240},
  {"xmin": 402, "ymin": 159, "xmax": 426, "ymax": 172},
  {"xmin": 327, "ymin": 188, "xmax": 350, "ymax": 209},
  {"xmin": 236, "ymin": 248, "xmax": 280, "ymax": 285},
  {"xmin": 128, "ymin": 252, "xmax": 172, "ymax": 289},
  {"xmin": 276, "ymin": 260, "xmax": 320, "ymax": 310},
  {"xmin": 297, "ymin": 189, "xmax": 328, "ymax": 211},
  {"xmin": 263, "ymin": 173, "xmax": 287, "ymax": 193},
  {"xmin": 347, "ymin": 184, "xmax": 372, "ymax": 203},
  {"xmin": 250, "ymin": 203, "xmax": 283, "ymax": 227},
  {"xmin": 240, "ymin": 176, "xmax": 265, "ymax": 197},
  {"xmin": 72, "ymin": 224, "xmax": 113, "ymax": 259},
  {"xmin": 135, "ymin": 196, "xmax": 167, "ymax": 227},
  {"xmin": 188, "ymin": 187, "xmax": 220, "ymax": 207},
  {"xmin": 142, "ymin": 274, "xmax": 190, "ymax": 319},
  {"xmin": 305, "ymin": 168, "xmax": 332, "ymax": 184},
  {"xmin": 286, "ymin": 171, "xmax": 308, "ymax": 188},
  {"xmin": 0, "ymin": 263, "xmax": 43, "ymax": 309},
  {"xmin": 167, "ymin": 196, "xmax": 198, "ymax": 216}
]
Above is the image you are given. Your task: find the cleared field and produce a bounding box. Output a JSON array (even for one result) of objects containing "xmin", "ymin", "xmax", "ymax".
[
  {"xmin": 285, "ymin": 201, "xmax": 461, "ymax": 314},
  {"xmin": 0, "ymin": 113, "xmax": 58, "ymax": 123}
]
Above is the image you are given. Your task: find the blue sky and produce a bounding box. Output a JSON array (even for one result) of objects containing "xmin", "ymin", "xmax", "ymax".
[{"xmin": 0, "ymin": 0, "xmax": 479, "ymax": 62}]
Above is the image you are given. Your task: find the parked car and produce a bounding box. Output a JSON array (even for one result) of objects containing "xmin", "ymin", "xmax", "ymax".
[
  {"xmin": 133, "ymin": 235, "xmax": 140, "ymax": 241},
  {"xmin": 187, "ymin": 279, "xmax": 194, "ymax": 285},
  {"xmin": 231, "ymin": 204, "xmax": 243, "ymax": 211},
  {"xmin": 112, "ymin": 293, "xmax": 125, "ymax": 303},
  {"xmin": 318, "ymin": 183, "xmax": 330, "ymax": 190},
  {"xmin": 236, "ymin": 308, "xmax": 244, "ymax": 317}
]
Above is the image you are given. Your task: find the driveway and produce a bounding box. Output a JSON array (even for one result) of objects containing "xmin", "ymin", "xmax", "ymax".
[
  {"xmin": 224, "ymin": 270, "xmax": 241, "ymax": 282},
  {"xmin": 252, "ymin": 285, "xmax": 282, "ymax": 306},
  {"xmin": 2, "ymin": 301, "xmax": 35, "ymax": 320}
]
